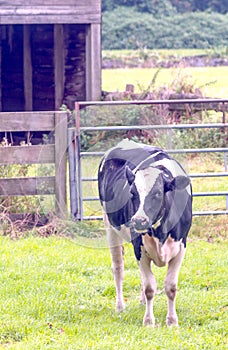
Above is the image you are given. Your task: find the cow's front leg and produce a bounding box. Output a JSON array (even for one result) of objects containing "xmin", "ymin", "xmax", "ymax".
[
  {"xmin": 110, "ymin": 244, "xmax": 125, "ymax": 313},
  {"xmin": 106, "ymin": 224, "xmax": 125, "ymax": 313},
  {"xmin": 165, "ymin": 244, "xmax": 185, "ymax": 326},
  {"xmin": 138, "ymin": 249, "xmax": 157, "ymax": 326}
]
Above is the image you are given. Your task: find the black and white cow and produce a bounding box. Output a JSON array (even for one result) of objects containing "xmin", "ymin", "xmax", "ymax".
[{"xmin": 98, "ymin": 139, "xmax": 192, "ymax": 327}]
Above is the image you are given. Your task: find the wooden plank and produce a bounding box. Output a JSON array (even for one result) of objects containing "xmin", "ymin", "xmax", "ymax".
[
  {"xmin": 54, "ymin": 24, "xmax": 65, "ymax": 110},
  {"xmin": 0, "ymin": 1, "xmax": 101, "ymax": 6},
  {"xmin": 86, "ymin": 24, "xmax": 101, "ymax": 100},
  {"xmin": 0, "ymin": 6, "xmax": 102, "ymax": 15},
  {"xmin": 0, "ymin": 14, "xmax": 101, "ymax": 25},
  {"xmin": 0, "ymin": 7, "xmax": 101, "ymax": 24},
  {"xmin": 0, "ymin": 145, "xmax": 55, "ymax": 164},
  {"xmin": 0, "ymin": 176, "xmax": 55, "ymax": 196},
  {"xmin": 54, "ymin": 111, "xmax": 67, "ymax": 217},
  {"xmin": 0, "ymin": 112, "xmax": 55, "ymax": 131},
  {"xmin": 23, "ymin": 25, "xmax": 33, "ymax": 111}
]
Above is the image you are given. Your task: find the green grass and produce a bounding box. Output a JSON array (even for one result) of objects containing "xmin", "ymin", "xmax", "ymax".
[
  {"xmin": 102, "ymin": 66, "xmax": 228, "ymax": 98},
  {"xmin": 0, "ymin": 234, "xmax": 227, "ymax": 349}
]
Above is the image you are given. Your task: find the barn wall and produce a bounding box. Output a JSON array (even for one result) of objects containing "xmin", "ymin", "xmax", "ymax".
[
  {"xmin": 0, "ymin": 1, "xmax": 101, "ymax": 111},
  {"xmin": 31, "ymin": 24, "xmax": 55, "ymax": 110},
  {"xmin": 0, "ymin": 24, "xmax": 87, "ymax": 111},
  {"xmin": 64, "ymin": 24, "xmax": 86, "ymax": 109}
]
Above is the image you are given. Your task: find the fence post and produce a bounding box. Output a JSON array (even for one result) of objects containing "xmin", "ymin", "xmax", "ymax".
[
  {"xmin": 75, "ymin": 102, "xmax": 83, "ymax": 220},
  {"xmin": 68, "ymin": 128, "xmax": 78, "ymax": 219},
  {"xmin": 54, "ymin": 111, "xmax": 67, "ymax": 218}
]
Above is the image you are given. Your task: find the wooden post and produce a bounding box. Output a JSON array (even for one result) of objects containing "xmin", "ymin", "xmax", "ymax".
[
  {"xmin": 86, "ymin": 23, "xmax": 101, "ymax": 100},
  {"xmin": 23, "ymin": 25, "xmax": 33, "ymax": 111},
  {"xmin": 54, "ymin": 24, "xmax": 65, "ymax": 110},
  {"xmin": 54, "ymin": 111, "xmax": 68, "ymax": 218}
]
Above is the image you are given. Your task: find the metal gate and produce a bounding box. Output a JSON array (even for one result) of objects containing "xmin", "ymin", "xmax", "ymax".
[{"xmin": 68, "ymin": 99, "xmax": 228, "ymax": 220}]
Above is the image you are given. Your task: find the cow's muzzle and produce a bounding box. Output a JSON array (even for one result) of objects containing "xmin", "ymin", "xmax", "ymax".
[{"xmin": 132, "ymin": 216, "xmax": 149, "ymax": 232}]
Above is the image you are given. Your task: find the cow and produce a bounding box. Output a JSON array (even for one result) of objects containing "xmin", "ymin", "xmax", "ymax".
[{"xmin": 98, "ymin": 139, "xmax": 192, "ymax": 327}]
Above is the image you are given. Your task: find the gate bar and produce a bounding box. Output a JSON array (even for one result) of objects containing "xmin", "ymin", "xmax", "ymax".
[
  {"xmin": 80, "ymin": 148, "xmax": 228, "ymax": 157},
  {"xmin": 80, "ymin": 123, "xmax": 227, "ymax": 132},
  {"xmin": 77, "ymin": 98, "xmax": 228, "ymax": 106}
]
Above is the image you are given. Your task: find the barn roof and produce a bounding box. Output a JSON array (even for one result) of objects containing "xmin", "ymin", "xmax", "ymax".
[{"xmin": 0, "ymin": 1, "xmax": 102, "ymax": 24}]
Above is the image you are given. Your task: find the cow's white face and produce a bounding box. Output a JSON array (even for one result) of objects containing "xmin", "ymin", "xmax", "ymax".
[{"xmin": 131, "ymin": 167, "xmax": 164, "ymax": 232}]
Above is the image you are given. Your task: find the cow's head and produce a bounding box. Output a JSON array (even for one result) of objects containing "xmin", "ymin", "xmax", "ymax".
[{"xmin": 126, "ymin": 166, "xmax": 190, "ymax": 232}]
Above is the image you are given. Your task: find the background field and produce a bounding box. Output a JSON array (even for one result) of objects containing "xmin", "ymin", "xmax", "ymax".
[{"xmin": 102, "ymin": 66, "xmax": 228, "ymax": 98}]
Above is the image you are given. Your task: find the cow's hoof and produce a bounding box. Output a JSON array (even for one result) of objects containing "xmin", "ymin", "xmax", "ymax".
[
  {"xmin": 166, "ymin": 316, "xmax": 178, "ymax": 327},
  {"xmin": 143, "ymin": 316, "xmax": 155, "ymax": 327}
]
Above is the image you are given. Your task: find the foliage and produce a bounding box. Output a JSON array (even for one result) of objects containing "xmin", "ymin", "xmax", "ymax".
[
  {"xmin": 172, "ymin": 125, "xmax": 227, "ymax": 151},
  {"xmin": 102, "ymin": 0, "xmax": 228, "ymax": 14},
  {"xmin": 0, "ymin": 164, "xmax": 38, "ymax": 214},
  {"xmin": 0, "ymin": 233, "xmax": 227, "ymax": 349},
  {"xmin": 0, "ymin": 161, "xmax": 55, "ymax": 219},
  {"xmin": 102, "ymin": 7, "xmax": 228, "ymax": 49}
]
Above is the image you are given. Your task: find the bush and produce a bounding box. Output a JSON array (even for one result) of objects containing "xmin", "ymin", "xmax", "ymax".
[
  {"xmin": 102, "ymin": 0, "xmax": 228, "ymax": 14},
  {"xmin": 102, "ymin": 8, "xmax": 228, "ymax": 49}
]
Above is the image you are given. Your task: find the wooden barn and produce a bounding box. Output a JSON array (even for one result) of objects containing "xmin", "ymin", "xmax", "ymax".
[{"xmin": 0, "ymin": 0, "xmax": 102, "ymax": 112}]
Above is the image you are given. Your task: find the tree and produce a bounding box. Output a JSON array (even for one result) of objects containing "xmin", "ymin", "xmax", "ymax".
[{"xmin": 102, "ymin": 0, "xmax": 228, "ymax": 13}]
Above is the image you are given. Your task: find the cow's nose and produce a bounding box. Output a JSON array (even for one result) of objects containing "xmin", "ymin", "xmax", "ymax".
[{"xmin": 132, "ymin": 216, "xmax": 148, "ymax": 231}]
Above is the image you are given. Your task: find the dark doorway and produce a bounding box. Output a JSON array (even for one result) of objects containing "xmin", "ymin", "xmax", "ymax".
[{"xmin": 1, "ymin": 25, "xmax": 24, "ymax": 111}]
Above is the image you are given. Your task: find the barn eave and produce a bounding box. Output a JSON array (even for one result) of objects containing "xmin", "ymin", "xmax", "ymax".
[{"xmin": 0, "ymin": 7, "xmax": 101, "ymax": 24}]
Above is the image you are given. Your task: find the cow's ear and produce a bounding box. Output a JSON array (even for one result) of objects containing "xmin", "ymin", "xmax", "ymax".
[
  {"xmin": 125, "ymin": 166, "xmax": 135, "ymax": 185},
  {"xmin": 174, "ymin": 175, "xmax": 190, "ymax": 189},
  {"xmin": 164, "ymin": 175, "xmax": 190, "ymax": 192}
]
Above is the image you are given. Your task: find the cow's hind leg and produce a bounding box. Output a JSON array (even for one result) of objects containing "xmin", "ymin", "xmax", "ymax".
[
  {"xmin": 138, "ymin": 250, "xmax": 157, "ymax": 326},
  {"xmin": 106, "ymin": 223, "xmax": 125, "ymax": 313},
  {"xmin": 165, "ymin": 244, "xmax": 185, "ymax": 326}
]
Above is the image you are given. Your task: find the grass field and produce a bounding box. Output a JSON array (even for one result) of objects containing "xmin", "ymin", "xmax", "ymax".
[
  {"xmin": 102, "ymin": 66, "xmax": 228, "ymax": 98},
  {"xmin": 0, "ymin": 233, "xmax": 227, "ymax": 349}
]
